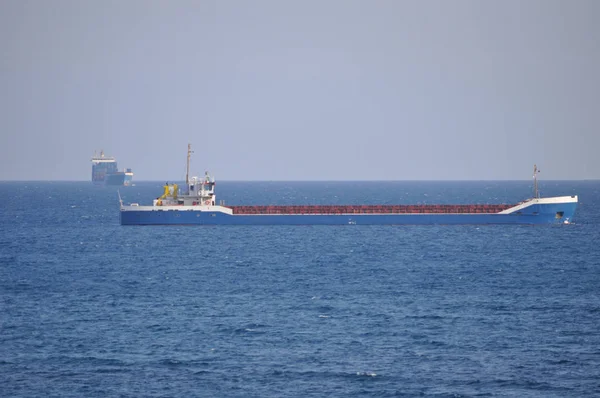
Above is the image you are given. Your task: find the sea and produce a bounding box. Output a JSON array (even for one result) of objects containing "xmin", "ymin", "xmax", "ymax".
[{"xmin": 1, "ymin": 180, "xmax": 599, "ymax": 397}]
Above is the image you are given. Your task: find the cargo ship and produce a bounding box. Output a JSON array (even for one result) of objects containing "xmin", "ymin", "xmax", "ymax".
[
  {"xmin": 91, "ymin": 150, "xmax": 133, "ymax": 186},
  {"xmin": 119, "ymin": 145, "xmax": 577, "ymax": 225}
]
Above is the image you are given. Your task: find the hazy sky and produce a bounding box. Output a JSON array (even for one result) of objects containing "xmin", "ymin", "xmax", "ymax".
[{"xmin": 1, "ymin": 0, "xmax": 598, "ymax": 181}]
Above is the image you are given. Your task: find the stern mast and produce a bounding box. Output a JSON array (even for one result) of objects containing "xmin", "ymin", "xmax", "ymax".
[{"xmin": 186, "ymin": 143, "xmax": 191, "ymax": 188}]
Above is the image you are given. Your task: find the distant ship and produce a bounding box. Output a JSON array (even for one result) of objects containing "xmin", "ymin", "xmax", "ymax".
[
  {"xmin": 91, "ymin": 150, "xmax": 133, "ymax": 186},
  {"xmin": 119, "ymin": 145, "xmax": 577, "ymax": 225}
]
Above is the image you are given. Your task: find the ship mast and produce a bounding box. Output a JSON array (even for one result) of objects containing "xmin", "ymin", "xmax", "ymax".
[
  {"xmin": 533, "ymin": 164, "xmax": 540, "ymax": 198},
  {"xmin": 186, "ymin": 143, "xmax": 191, "ymax": 187}
]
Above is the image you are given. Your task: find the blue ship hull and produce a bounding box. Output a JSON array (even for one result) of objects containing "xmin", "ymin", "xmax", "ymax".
[
  {"xmin": 120, "ymin": 200, "xmax": 577, "ymax": 225},
  {"xmin": 105, "ymin": 173, "xmax": 133, "ymax": 186}
]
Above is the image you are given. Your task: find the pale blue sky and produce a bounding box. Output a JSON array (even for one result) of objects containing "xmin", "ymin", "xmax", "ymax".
[{"xmin": 1, "ymin": 0, "xmax": 598, "ymax": 181}]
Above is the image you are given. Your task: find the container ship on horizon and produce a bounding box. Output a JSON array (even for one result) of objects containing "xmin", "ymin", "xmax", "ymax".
[
  {"xmin": 91, "ymin": 150, "xmax": 133, "ymax": 186},
  {"xmin": 119, "ymin": 145, "xmax": 577, "ymax": 226}
]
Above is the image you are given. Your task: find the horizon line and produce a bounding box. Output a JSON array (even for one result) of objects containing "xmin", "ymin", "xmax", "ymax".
[{"xmin": 1, "ymin": 178, "xmax": 597, "ymax": 183}]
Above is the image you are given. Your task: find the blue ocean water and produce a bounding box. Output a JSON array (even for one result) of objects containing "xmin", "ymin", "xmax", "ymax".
[{"xmin": 1, "ymin": 180, "xmax": 600, "ymax": 397}]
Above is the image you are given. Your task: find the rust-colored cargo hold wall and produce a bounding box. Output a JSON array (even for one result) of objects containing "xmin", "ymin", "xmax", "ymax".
[{"xmin": 228, "ymin": 204, "xmax": 514, "ymax": 215}]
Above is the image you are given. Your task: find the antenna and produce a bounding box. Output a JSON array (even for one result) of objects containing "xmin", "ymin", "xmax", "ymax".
[
  {"xmin": 533, "ymin": 164, "xmax": 540, "ymax": 198},
  {"xmin": 186, "ymin": 143, "xmax": 191, "ymax": 187}
]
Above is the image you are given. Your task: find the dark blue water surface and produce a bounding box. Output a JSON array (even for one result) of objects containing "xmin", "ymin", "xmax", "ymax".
[{"xmin": 1, "ymin": 180, "xmax": 600, "ymax": 397}]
